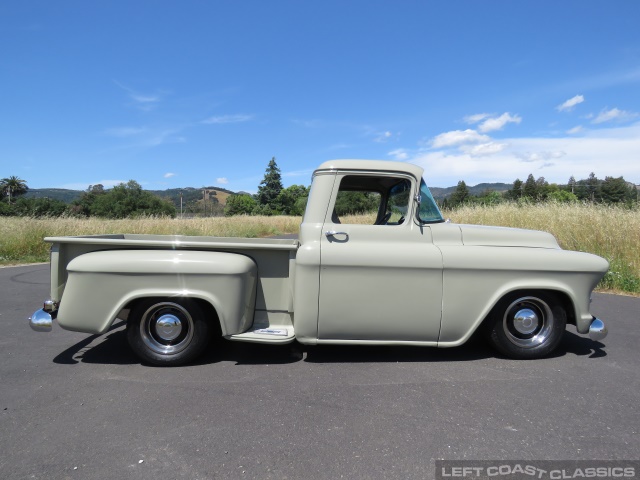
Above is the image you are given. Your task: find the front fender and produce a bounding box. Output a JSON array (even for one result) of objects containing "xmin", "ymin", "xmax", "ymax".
[
  {"xmin": 57, "ymin": 250, "xmax": 257, "ymax": 336},
  {"xmin": 437, "ymin": 246, "xmax": 608, "ymax": 345}
]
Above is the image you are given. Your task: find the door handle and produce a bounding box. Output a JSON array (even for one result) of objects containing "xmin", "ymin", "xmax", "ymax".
[{"xmin": 325, "ymin": 230, "xmax": 349, "ymax": 239}]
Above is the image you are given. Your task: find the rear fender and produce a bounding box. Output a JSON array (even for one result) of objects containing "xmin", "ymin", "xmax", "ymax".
[{"xmin": 56, "ymin": 250, "xmax": 257, "ymax": 335}]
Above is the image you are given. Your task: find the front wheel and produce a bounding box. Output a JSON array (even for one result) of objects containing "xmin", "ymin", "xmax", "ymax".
[
  {"xmin": 127, "ymin": 298, "xmax": 211, "ymax": 366},
  {"xmin": 486, "ymin": 292, "xmax": 566, "ymax": 359}
]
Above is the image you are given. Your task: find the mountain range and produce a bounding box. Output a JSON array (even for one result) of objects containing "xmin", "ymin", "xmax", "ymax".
[{"xmin": 23, "ymin": 182, "xmax": 513, "ymax": 206}]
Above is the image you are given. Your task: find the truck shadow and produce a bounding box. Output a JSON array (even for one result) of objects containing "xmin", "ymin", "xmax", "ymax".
[{"xmin": 54, "ymin": 324, "xmax": 606, "ymax": 366}]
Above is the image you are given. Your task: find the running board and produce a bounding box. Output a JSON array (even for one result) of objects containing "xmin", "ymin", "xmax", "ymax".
[{"xmin": 226, "ymin": 325, "xmax": 296, "ymax": 344}]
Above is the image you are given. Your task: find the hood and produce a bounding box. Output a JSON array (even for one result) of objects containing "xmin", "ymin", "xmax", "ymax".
[
  {"xmin": 432, "ymin": 223, "xmax": 560, "ymax": 249},
  {"xmin": 458, "ymin": 224, "xmax": 560, "ymax": 249}
]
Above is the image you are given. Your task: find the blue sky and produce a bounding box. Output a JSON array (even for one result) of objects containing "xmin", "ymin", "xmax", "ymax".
[{"xmin": 2, "ymin": 1, "xmax": 639, "ymax": 193}]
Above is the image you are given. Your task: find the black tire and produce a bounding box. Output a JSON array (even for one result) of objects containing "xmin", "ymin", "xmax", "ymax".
[
  {"xmin": 126, "ymin": 298, "xmax": 211, "ymax": 366},
  {"xmin": 486, "ymin": 292, "xmax": 566, "ymax": 359}
]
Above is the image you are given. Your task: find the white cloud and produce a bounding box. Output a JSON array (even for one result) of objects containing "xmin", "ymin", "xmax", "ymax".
[
  {"xmin": 461, "ymin": 142, "xmax": 508, "ymax": 157},
  {"xmin": 431, "ymin": 129, "xmax": 490, "ymax": 148},
  {"xmin": 202, "ymin": 114, "xmax": 253, "ymax": 124},
  {"xmin": 463, "ymin": 113, "xmax": 491, "ymax": 124},
  {"xmin": 388, "ymin": 148, "xmax": 409, "ymax": 161},
  {"xmin": 592, "ymin": 107, "xmax": 638, "ymax": 124},
  {"xmin": 164, "ymin": 173, "xmax": 176, "ymax": 178},
  {"xmin": 514, "ymin": 151, "xmax": 566, "ymax": 163},
  {"xmin": 557, "ymin": 95, "xmax": 585, "ymax": 112},
  {"xmin": 478, "ymin": 112, "xmax": 522, "ymax": 133},
  {"xmin": 567, "ymin": 125, "xmax": 583, "ymax": 134},
  {"xmin": 405, "ymin": 122, "xmax": 640, "ymax": 186},
  {"xmin": 216, "ymin": 177, "xmax": 229, "ymax": 184},
  {"xmin": 113, "ymin": 80, "xmax": 163, "ymax": 111},
  {"xmin": 373, "ymin": 131, "xmax": 393, "ymax": 143}
]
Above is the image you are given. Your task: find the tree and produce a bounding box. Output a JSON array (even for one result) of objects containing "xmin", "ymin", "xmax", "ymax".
[
  {"xmin": 522, "ymin": 174, "xmax": 538, "ymax": 199},
  {"xmin": 70, "ymin": 184, "xmax": 107, "ymax": 216},
  {"xmin": 585, "ymin": 172, "xmax": 599, "ymax": 202},
  {"xmin": 334, "ymin": 191, "xmax": 380, "ymax": 215},
  {"xmin": 1, "ymin": 176, "xmax": 28, "ymax": 204},
  {"xmin": 474, "ymin": 190, "xmax": 503, "ymax": 206},
  {"xmin": 547, "ymin": 190, "xmax": 578, "ymax": 203},
  {"xmin": 505, "ymin": 179, "xmax": 523, "ymax": 200},
  {"xmin": 12, "ymin": 197, "xmax": 69, "ymax": 217},
  {"xmin": 224, "ymin": 194, "xmax": 257, "ymax": 216},
  {"xmin": 256, "ymin": 157, "xmax": 283, "ymax": 209},
  {"xmin": 535, "ymin": 176, "xmax": 550, "ymax": 200},
  {"xmin": 449, "ymin": 180, "xmax": 470, "ymax": 206},
  {"xmin": 83, "ymin": 180, "xmax": 176, "ymax": 218},
  {"xmin": 274, "ymin": 185, "xmax": 309, "ymax": 215},
  {"xmin": 600, "ymin": 176, "xmax": 635, "ymax": 204}
]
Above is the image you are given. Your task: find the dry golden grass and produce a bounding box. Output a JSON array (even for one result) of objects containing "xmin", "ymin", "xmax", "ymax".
[
  {"xmin": 1, "ymin": 202, "xmax": 638, "ymax": 292},
  {"xmin": 0, "ymin": 215, "xmax": 302, "ymax": 264}
]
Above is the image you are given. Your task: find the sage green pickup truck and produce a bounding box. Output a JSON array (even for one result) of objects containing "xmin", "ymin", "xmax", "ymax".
[{"xmin": 30, "ymin": 160, "xmax": 608, "ymax": 365}]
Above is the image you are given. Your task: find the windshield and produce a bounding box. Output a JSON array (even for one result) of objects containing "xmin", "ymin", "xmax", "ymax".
[{"xmin": 418, "ymin": 179, "xmax": 444, "ymax": 223}]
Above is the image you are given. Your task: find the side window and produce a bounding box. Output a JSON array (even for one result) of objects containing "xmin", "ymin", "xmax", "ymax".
[{"xmin": 331, "ymin": 175, "xmax": 411, "ymax": 225}]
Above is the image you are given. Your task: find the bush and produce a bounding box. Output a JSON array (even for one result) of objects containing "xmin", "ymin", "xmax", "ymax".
[{"xmin": 73, "ymin": 181, "xmax": 176, "ymax": 218}]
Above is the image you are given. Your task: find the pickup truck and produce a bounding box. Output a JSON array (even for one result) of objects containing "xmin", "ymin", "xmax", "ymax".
[{"xmin": 29, "ymin": 160, "xmax": 609, "ymax": 365}]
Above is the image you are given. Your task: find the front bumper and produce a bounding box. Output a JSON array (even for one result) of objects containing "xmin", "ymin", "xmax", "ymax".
[
  {"xmin": 588, "ymin": 317, "xmax": 607, "ymax": 342},
  {"xmin": 29, "ymin": 308, "xmax": 55, "ymax": 332}
]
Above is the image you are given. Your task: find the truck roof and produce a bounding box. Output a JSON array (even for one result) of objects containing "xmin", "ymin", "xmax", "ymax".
[{"xmin": 314, "ymin": 159, "xmax": 425, "ymax": 180}]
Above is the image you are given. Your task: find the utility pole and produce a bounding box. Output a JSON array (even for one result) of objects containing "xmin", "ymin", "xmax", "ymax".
[{"xmin": 180, "ymin": 191, "xmax": 183, "ymax": 219}]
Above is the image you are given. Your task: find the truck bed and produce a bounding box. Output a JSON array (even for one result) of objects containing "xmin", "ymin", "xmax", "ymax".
[
  {"xmin": 46, "ymin": 234, "xmax": 299, "ymax": 335},
  {"xmin": 44, "ymin": 234, "xmax": 299, "ymax": 251}
]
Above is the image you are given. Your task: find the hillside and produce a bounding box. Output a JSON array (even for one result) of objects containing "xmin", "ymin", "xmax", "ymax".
[
  {"xmin": 24, "ymin": 189, "xmax": 83, "ymax": 203},
  {"xmin": 148, "ymin": 187, "xmax": 235, "ymax": 207},
  {"xmin": 429, "ymin": 182, "xmax": 511, "ymax": 200},
  {"xmin": 23, "ymin": 182, "xmax": 513, "ymax": 207},
  {"xmin": 24, "ymin": 186, "xmax": 235, "ymax": 208}
]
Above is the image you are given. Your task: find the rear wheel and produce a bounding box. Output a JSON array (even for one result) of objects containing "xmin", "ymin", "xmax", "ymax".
[
  {"xmin": 486, "ymin": 292, "xmax": 566, "ymax": 359},
  {"xmin": 127, "ymin": 298, "xmax": 211, "ymax": 366}
]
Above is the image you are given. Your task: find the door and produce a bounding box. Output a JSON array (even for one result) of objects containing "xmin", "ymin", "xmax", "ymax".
[{"xmin": 317, "ymin": 173, "xmax": 443, "ymax": 342}]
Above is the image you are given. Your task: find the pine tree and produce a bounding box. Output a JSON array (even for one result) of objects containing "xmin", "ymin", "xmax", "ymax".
[
  {"xmin": 586, "ymin": 172, "xmax": 598, "ymax": 202},
  {"xmin": 449, "ymin": 180, "xmax": 469, "ymax": 206},
  {"xmin": 523, "ymin": 174, "xmax": 538, "ymax": 199},
  {"xmin": 256, "ymin": 157, "xmax": 283, "ymax": 209},
  {"xmin": 506, "ymin": 179, "xmax": 523, "ymax": 200}
]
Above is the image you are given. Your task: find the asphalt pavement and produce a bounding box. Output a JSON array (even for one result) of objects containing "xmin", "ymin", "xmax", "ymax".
[{"xmin": 1, "ymin": 264, "xmax": 639, "ymax": 479}]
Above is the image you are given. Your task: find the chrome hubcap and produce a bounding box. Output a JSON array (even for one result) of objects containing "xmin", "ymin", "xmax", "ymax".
[
  {"xmin": 140, "ymin": 302, "xmax": 194, "ymax": 355},
  {"xmin": 512, "ymin": 308, "xmax": 539, "ymax": 335},
  {"xmin": 503, "ymin": 297, "xmax": 553, "ymax": 349},
  {"xmin": 155, "ymin": 314, "xmax": 183, "ymax": 341}
]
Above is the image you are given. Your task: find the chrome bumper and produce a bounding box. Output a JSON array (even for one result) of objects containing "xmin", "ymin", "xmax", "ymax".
[
  {"xmin": 29, "ymin": 309, "xmax": 54, "ymax": 332},
  {"xmin": 588, "ymin": 317, "xmax": 607, "ymax": 342}
]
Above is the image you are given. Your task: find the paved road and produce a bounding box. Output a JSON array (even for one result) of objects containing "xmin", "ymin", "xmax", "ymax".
[{"xmin": 1, "ymin": 264, "xmax": 639, "ymax": 479}]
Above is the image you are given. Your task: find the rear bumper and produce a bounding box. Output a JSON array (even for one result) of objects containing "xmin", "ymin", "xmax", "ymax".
[{"xmin": 588, "ymin": 317, "xmax": 607, "ymax": 341}]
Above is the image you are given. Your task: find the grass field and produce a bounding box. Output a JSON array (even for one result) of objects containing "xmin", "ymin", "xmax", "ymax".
[{"xmin": 1, "ymin": 202, "xmax": 638, "ymax": 293}]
